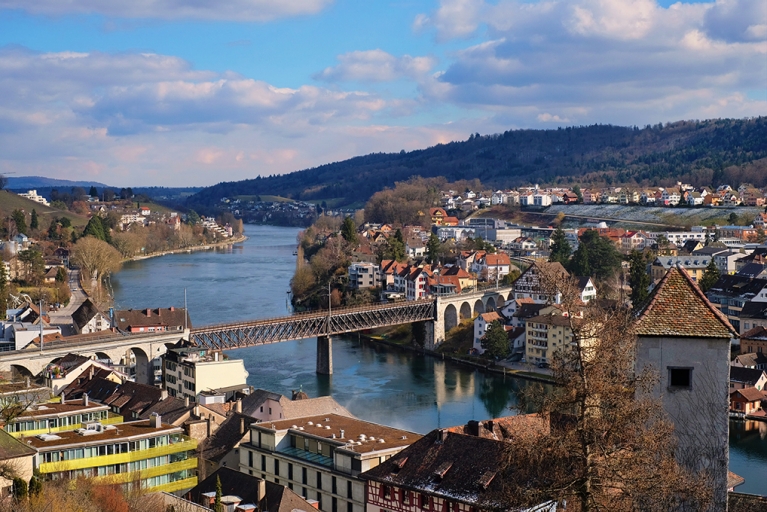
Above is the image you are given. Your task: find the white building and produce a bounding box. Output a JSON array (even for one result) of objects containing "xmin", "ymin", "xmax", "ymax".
[
  {"xmin": 163, "ymin": 347, "xmax": 249, "ymax": 403},
  {"xmin": 348, "ymin": 263, "xmax": 379, "ymax": 290},
  {"xmin": 239, "ymin": 414, "xmax": 419, "ymax": 512},
  {"xmin": 17, "ymin": 190, "xmax": 50, "ymax": 207}
]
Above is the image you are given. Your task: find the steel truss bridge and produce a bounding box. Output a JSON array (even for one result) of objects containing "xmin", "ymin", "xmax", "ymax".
[{"xmin": 189, "ymin": 299, "xmax": 436, "ymax": 371}]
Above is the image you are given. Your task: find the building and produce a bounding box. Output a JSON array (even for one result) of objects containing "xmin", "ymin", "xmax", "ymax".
[
  {"xmin": 360, "ymin": 418, "xmax": 555, "ymax": 512},
  {"xmin": 114, "ymin": 306, "xmax": 190, "ymax": 333},
  {"xmin": 740, "ymin": 327, "xmax": 767, "ymax": 355},
  {"xmin": 348, "ymin": 263, "xmax": 379, "ymax": 290},
  {"xmin": 650, "ymin": 256, "xmax": 711, "ymax": 283},
  {"xmin": 705, "ymin": 276, "xmax": 767, "ymax": 333},
  {"xmin": 473, "ymin": 311, "xmax": 503, "ymax": 354},
  {"xmin": 470, "ymin": 253, "xmax": 513, "ymax": 282},
  {"xmin": 634, "ymin": 267, "xmax": 737, "ymax": 510},
  {"xmin": 525, "ymin": 312, "xmax": 579, "ymax": 366},
  {"xmin": 511, "ymin": 261, "xmax": 569, "ymax": 304},
  {"xmin": 3, "ymin": 397, "xmax": 122, "ymax": 438},
  {"xmin": 71, "ymin": 298, "xmax": 112, "ymax": 334},
  {"xmin": 238, "ymin": 389, "xmax": 353, "ymax": 423},
  {"xmin": 28, "ymin": 414, "xmax": 198, "ymax": 493},
  {"xmin": 163, "ymin": 347, "xmax": 249, "ymax": 403},
  {"xmin": 187, "ymin": 467, "xmax": 313, "ymax": 512},
  {"xmin": 729, "ymin": 388, "xmax": 764, "ymax": 416},
  {"xmin": 730, "ymin": 366, "xmax": 767, "ymax": 391},
  {"xmin": 17, "ymin": 189, "xmax": 50, "ymax": 206},
  {"xmin": 0, "ymin": 429, "xmax": 35, "ymax": 496},
  {"xmin": 239, "ymin": 413, "xmax": 420, "ymax": 512}
]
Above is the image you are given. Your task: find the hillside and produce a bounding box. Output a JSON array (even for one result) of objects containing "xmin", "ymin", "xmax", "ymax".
[
  {"xmin": 0, "ymin": 190, "xmax": 89, "ymax": 228},
  {"xmin": 186, "ymin": 117, "xmax": 767, "ymax": 212}
]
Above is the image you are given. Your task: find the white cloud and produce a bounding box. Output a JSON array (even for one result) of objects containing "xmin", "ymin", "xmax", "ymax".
[
  {"xmin": 314, "ymin": 49, "xmax": 437, "ymax": 83},
  {"xmin": 418, "ymin": 0, "xmax": 767, "ymax": 126},
  {"xmin": 415, "ymin": 0, "xmax": 484, "ymax": 41},
  {"xmin": 0, "ymin": 0, "xmax": 333, "ymax": 21}
]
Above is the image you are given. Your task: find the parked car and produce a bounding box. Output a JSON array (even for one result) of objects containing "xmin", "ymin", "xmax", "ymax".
[{"xmin": 537, "ymin": 362, "xmax": 549, "ymax": 369}]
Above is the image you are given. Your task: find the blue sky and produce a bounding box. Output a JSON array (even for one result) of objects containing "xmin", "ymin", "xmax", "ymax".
[{"xmin": 0, "ymin": 0, "xmax": 764, "ymax": 187}]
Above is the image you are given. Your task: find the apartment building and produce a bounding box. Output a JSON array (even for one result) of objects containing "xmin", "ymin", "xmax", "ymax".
[
  {"xmin": 28, "ymin": 414, "xmax": 198, "ymax": 493},
  {"xmin": 163, "ymin": 347, "xmax": 249, "ymax": 403},
  {"xmin": 3, "ymin": 398, "xmax": 122, "ymax": 438},
  {"xmin": 239, "ymin": 413, "xmax": 420, "ymax": 512}
]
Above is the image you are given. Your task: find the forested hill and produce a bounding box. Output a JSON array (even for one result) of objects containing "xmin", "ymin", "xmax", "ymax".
[{"xmin": 187, "ymin": 117, "xmax": 767, "ymax": 210}]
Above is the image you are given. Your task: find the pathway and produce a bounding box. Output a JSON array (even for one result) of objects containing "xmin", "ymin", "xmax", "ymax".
[{"xmin": 47, "ymin": 269, "xmax": 86, "ymax": 336}]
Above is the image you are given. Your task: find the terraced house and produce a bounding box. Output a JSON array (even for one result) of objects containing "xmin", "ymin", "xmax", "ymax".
[{"xmin": 27, "ymin": 413, "xmax": 197, "ymax": 493}]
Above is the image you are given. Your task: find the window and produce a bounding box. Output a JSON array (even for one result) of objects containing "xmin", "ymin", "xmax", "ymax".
[
  {"xmin": 302, "ymin": 467, "xmax": 307, "ymax": 484},
  {"xmin": 317, "ymin": 471, "xmax": 323, "ymax": 489},
  {"xmin": 347, "ymin": 481, "xmax": 352, "ymax": 499},
  {"xmin": 261, "ymin": 455, "xmax": 266, "ymax": 471},
  {"xmin": 347, "ymin": 502, "xmax": 353, "ymax": 512},
  {"xmin": 382, "ymin": 485, "xmax": 391, "ymax": 500},
  {"xmin": 274, "ymin": 459, "xmax": 280, "ymax": 476},
  {"xmin": 668, "ymin": 367, "xmax": 693, "ymax": 389},
  {"xmin": 332, "ymin": 477, "xmax": 337, "ymax": 494},
  {"xmin": 248, "ymin": 451, "xmax": 253, "ymax": 467},
  {"xmin": 332, "ymin": 497, "xmax": 338, "ymax": 512},
  {"xmin": 420, "ymin": 494, "xmax": 429, "ymax": 509},
  {"xmin": 288, "ymin": 463, "xmax": 293, "ymax": 480}
]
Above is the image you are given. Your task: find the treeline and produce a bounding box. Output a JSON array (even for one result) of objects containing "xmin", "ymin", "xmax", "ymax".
[{"xmin": 187, "ymin": 117, "xmax": 767, "ymax": 210}]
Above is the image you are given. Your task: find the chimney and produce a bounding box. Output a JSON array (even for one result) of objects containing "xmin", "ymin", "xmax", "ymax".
[
  {"xmin": 161, "ymin": 389, "xmax": 168, "ymax": 400},
  {"xmin": 170, "ymin": 306, "xmax": 174, "ymax": 312},
  {"xmin": 60, "ymin": 392, "xmax": 66, "ymax": 405},
  {"xmin": 257, "ymin": 479, "xmax": 266, "ymax": 502},
  {"xmin": 206, "ymin": 417, "xmax": 211, "ymax": 437},
  {"xmin": 83, "ymin": 394, "xmax": 89, "ymax": 407},
  {"xmin": 146, "ymin": 308, "xmax": 151, "ymax": 317},
  {"xmin": 240, "ymin": 417, "xmax": 245, "ymax": 435},
  {"xmin": 340, "ymin": 429, "xmax": 345, "ymax": 439},
  {"xmin": 149, "ymin": 413, "xmax": 162, "ymax": 428},
  {"xmin": 235, "ymin": 399, "xmax": 242, "ymax": 413},
  {"xmin": 185, "ymin": 396, "xmax": 190, "ymax": 408},
  {"xmin": 438, "ymin": 429, "xmax": 448, "ymax": 442},
  {"xmin": 194, "ymin": 405, "xmax": 200, "ymax": 417},
  {"xmin": 25, "ymin": 377, "xmax": 30, "ymax": 388},
  {"xmin": 214, "ymin": 352, "xmax": 219, "ymax": 362},
  {"xmin": 467, "ymin": 420, "xmax": 479, "ymax": 437}
]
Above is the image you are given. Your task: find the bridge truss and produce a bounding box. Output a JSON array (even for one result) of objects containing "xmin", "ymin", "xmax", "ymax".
[{"xmin": 189, "ymin": 299, "xmax": 436, "ymax": 351}]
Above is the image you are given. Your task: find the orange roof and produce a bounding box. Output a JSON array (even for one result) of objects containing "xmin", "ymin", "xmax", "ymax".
[
  {"xmin": 480, "ymin": 312, "xmax": 502, "ymax": 323},
  {"xmin": 635, "ymin": 267, "xmax": 737, "ymax": 339}
]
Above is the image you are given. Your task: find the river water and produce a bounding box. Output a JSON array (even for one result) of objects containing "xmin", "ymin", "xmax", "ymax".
[{"xmin": 110, "ymin": 224, "xmax": 767, "ymax": 495}]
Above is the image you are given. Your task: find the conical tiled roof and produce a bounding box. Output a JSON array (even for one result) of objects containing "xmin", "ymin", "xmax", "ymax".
[{"xmin": 635, "ymin": 266, "xmax": 737, "ymax": 338}]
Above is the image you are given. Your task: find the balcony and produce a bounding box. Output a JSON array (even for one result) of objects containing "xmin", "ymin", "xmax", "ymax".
[
  {"xmin": 93, "ymin": 457, "xmax": 198, "ymax": 485},
  {"xmin": 152, "ymin": 476, "xmax": 199, "ymax": 494},
  {"xmin": 39, "ymin": 437, "xmax": 197, "ymax": 473},
  {"xmin": 9, "ymin": 412, "xmax": 124, "ymax": 438}
]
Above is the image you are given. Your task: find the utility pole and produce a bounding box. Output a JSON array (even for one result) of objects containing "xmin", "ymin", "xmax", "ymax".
[
  {"xmin": 39, "ymin": 299, "xmax": 44, "ymax": 352},
  {"xmin": 327, "ymin": 281, "xmax": 332, "ymax": 335}
]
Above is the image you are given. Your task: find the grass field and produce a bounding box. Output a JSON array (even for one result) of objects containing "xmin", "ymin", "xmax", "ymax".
[
  {"xmin": 0, "ymin": 190, "xmax": 89, "ymax": 228},
  {"xmin": 234, "ymin": 194, "xmax": 293, "ymax": 203}
]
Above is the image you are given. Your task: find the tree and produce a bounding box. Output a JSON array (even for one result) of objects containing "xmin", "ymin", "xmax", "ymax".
[
  {"xmin": 55, "ymin": 267, "xmax": 67, "ymax": 283},
  {"xmin": 89, "ymin": 185, "xmax": 98, "ymax": 198},
  {"xmin": 29, "ymin": 209, "xmax": 38, "ymax": 231},
  {"xmin": 83, "ymin": 215, "xmax": 110, "ymax": 243},
  {"xmin": 412, "ymin": 321, "xmax": 427, "ymax": 347},
  {"xmin": 548, "ymin": 227, "xmax": 571, "ymax": 266},
  {"xmin": 71, "ymin": 236, "xmax": 122, "ymax": 284},
  {"xmin": 699, "ymin": 259, "xmax": 721, "ymax": 292},
  {"xmin": 17, "ymin": 248, "xmax": 45, "ymax": 285},
  {"xmin": 502, "ymin": 268, "xmax": 521, "ymax": 285},
  {"xmin": 186, "ymin": 210, "xmax": 200, "ymax": 225},
  {"xmin": 0, "ymin": 174, "xmax": 6, "ymax": 190},
  {"xmin": 102, "ymin": 189, "xmax": 115, "ymax": 202},
  {"xmin": 341, "ymin": 216, "xmax": 358, "ymax": 245},
  {"xmin": 0, "ymin": 260, "xmax": 8, "ymax": 314},
  {"xmin": 481, "ymin": 320, "xmax": 510, "ymax": 360},
  {"xmin": 12, "ymin": 476, "xmax": 27, "ymax": 501},
  {"xmin": 426, "ymin": 234, "xmax": 441, "ymax": 264},
  {"xmin": 507, "ymin": 281, "xmax": 709, "ymax": 511},
  {"xmin": 627, "ymin": 250, "xmax": 651, "ymax": 307},
  {"xmin": 655, "ymin": 234, "xmax": 671, "ymax": 255},
  {"xmin": 569, "ymin": 242, "xmax": 591, "ymax": 278},
  {"xmin": 379, "ymin": 229, "xmax": 406, "ymax": 262},
  {"xmin": 214, "ymin": 475, "xmax": 223, "ymax": 512},
  {"xmin": 728, "ymin": 212, "xmax": 739, "ymax": 225},
  {"xmin": 11, "ymin": 210, "xmax": 26, "ymax": 236},
  {"xmin": 28, "ymin": 471, "xmax": 42, "ymax": 497},
  {"xmin": 569, "ymin": 230, "xmax": 621, "ymax": 281},
  {"xmin": 572, "ymin": 184, "xmax": 583, "ymax": 203}
]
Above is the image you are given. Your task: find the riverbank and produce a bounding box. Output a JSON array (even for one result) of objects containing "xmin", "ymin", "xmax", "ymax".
[
  {"xmin": 126, "ymin": 234, "xmax": 248, "ymax": 262},
  {"xmin": 359, "ymin": 332, "xmax": 555, "ymax": 385}
]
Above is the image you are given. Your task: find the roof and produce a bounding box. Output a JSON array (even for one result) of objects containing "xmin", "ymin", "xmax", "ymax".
[
  {"xmin": 139, "ymin": 396, "xmax": 194, "ymax": 425},
  {"xmin": 71, "ymin": 299, "xmax": 104, "ymax": 331},
  {"xmin": 734, "ymin": 352, "xmax": 767, "ymax": 367},
  {"xmin": 742, "ymin": 326, "xmax": 767, "ymax": 340},
  {"xmin": 254, "ymin": 413, "xmax": 419, "ymax": 455},
  {"xmin": 25, "ymin": 419, "xmax": 181, "ymax": 449},
  {"xmin": 707, "ymin": 276, "xmax": 767, "ymax": 299},
  {"xmin": 15, "ymin": 401, "xmax": 107, "ymax": 420},
  {"xmin": 736, "ymin": 263, "xmax": 767, "ymax": 279},
  {"xmin": 635, "ymin": 267, "xmax": 737, "ymax": 338},
  {"xmin": 514, "ymin": 303, "xmax": 549, "ymax": 319},
  {"xmin": 479, "ymin": 312, "xmax": 502, "ymax": 323},
  {"xmin": 186, "ymin": 467, "xmax": 313, "ymax": 512},
  {"xmin": 198, "ymin": 413, "xmax": 256, "ymax": 464},
  {"xmin": 730, "ymin": 366, "xmax": 766, "ymax": 384},
  {"xmin": 731, "ymin": 387, "xmax": 765, "ymax": 402},
  {"xmin": 359, "ymin": 428, "xmax": 516, "ymax": 508},
  {"xmin": 280, "ymin": 396, "xmax": 354, "ymax": 420},
  {"xmin": 239, "ymin": 388, "xmax": 282, "ymax": 417},
  {"xmin": 113, "ymin": 306, "xmax": 191, "ymax": 331},
  {"xmin": 0, "ymin": 428, "xmax": 36, "ymax": 461}
]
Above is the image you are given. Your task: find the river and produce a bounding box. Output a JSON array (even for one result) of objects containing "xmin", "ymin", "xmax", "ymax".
[{"xmin": 110, "ymin": 224, "xmax": 767, "ymax": 495}]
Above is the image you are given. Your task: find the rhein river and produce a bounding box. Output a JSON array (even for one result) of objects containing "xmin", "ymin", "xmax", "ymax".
[{"xmin": 110, "ymin": 224, "xmax": 767, "ymax": 495}]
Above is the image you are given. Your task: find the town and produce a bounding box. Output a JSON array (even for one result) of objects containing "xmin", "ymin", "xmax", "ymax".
[{"xmin": 2, "ymin": 177, "xmax": 767, "ymax": 510}]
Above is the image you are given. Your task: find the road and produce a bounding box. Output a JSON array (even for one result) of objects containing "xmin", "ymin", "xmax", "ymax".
[{"xmin": 47, "ymin": 269, "xmax": 86, "ymax": 336}]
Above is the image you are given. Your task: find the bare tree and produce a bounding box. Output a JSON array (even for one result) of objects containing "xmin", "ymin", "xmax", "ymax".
[
  {"xmin": 505, "ymin": 276, "xmax": 711, "ymax": 511},
  {"xmin": 70, "ymin": 236, "xmax": 122, "ymax": 285}
]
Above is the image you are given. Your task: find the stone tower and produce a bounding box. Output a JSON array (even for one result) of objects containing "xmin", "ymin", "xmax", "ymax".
[{"xmin": 635, "ymin": 266, "xmax": 737, "ymax": 510}]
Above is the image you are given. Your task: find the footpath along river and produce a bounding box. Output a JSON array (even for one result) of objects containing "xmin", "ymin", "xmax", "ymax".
[{"xmin": 110, "ymin": 224, "xmax": 767, "ymax": 495}]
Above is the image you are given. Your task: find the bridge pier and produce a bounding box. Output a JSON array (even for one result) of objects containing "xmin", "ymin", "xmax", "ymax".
[{"xmin": 316, "ymin": 336, "xmax": 333, "ymax": 375}]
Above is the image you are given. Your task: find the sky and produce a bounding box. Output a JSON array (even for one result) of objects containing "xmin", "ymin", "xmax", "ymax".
[{"xmin": 0, "ymin": 0, "xmax": 765, "ymax": 188}]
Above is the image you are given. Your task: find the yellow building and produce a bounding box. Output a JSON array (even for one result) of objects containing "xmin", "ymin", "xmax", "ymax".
[
  {"xmin": 525, "ymin": 313, "xmax": 578, "ymax": 365},
  {"xmin": 27, "ymin": 414, "xmax": 197, "ymax": 493},
  {"xmin": 3, "ymin": 400, "xmax": 122, "ymax": 438}
]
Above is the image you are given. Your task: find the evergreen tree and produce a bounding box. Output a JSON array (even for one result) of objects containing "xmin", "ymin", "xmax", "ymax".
[
  {"xmin": 28, "ymin": 471, "xmax": 42, "ymax": 497},
  {"xmin": 11, "ymin": 209, "xmax": 27, "ymax": 235},
  {"xmin": 549, "ymin": 227, "xmax": 572, "ymax": 266},
  {"xmin": 568, "ymin": 230, "xmax": 621, "ymax": 281},
  {"xmin": 83, "ymin": 215, "xmax": 111, "ymax": 244},
  {"xmin": 572, "ymin": 184, "xmax": 583, "ymax": 203},
  {"xmin": 341, "ymin": 216, "xmax": 358, "ymax": 244},
  {"xmin": 30, "ymin": 209, "xmax": 38, "ymax": 231},
  {"xmin": 186, "ymin": 210, "xmax": 201, "ymax": 225},
  {"xmin": 89, "ymin": 185, "xmax": 98, "ymax": 197},
  {"xmin": 426, "ymin": 234, "xmax": 441, "ymax": 264},
  {"xmin": 12, "ymin": 476, "xmax": 27, "ymax": 500},
  {"xmin": 214, "ymin": 475, "xmax": 223, "ymax": 512},
  {"xmin": 481, "ymin": 320, "xmax": 510, "ymax": 360},
  {"xmin": 0, "ymin": 260, "xmax": 8, "ymax": 314},
  {"xmin": 627, "ymin": 250, "xmax": 651, "ymax": 307},
  {"xmin": 569, "ymin": 243, "xmax": 591, "ymax": 278},
  {"xmin": 699, "ymin": 259, "xmax": 721, "ymax": 292}
]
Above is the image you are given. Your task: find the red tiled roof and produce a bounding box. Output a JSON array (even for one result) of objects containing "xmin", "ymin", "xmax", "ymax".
[
  {"xmin": 635, "ymin": 266, "xmax": 737, "ymax": 338},
  {"xmin": 731, "ymin": 387, "xmax": 765, "ymax": 402}
]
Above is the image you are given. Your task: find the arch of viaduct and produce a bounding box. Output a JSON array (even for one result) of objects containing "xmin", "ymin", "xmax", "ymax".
[
  {"xmin": 428, "ymin": 287, "xmax": 513, "ymax": 349},
  {"xmin": 0, "ymin": 331, "xmax": 185, "ymax": 385}
]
